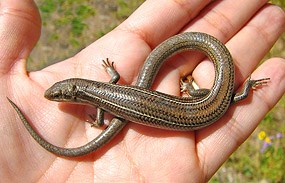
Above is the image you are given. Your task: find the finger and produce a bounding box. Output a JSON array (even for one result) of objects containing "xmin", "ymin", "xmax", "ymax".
[
  {"xmin": 118, "ymin": 0, "xmax": 212, "ymax": 47},
  {"xmin": 228, "ymin": 4, "xmax": 285, "ymax": 84},
  {"xmin": 193, "ymin": 4, "xmax": 285, "ymax": 88},
  {"xmin": 0, "ymin": 0, "xmax": 41, "ymax": 75},
  {"xmin": 188, "ymin": 0, "xmax": 269, "ymax": 41}
]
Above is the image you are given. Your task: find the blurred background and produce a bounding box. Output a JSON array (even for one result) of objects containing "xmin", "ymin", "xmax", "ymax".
[{"xmin": 30, "ymin": 1, "xmax": 284, "ymax": 182}]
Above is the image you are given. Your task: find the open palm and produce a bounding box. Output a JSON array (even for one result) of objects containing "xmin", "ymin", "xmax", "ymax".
[{"xmin": 1, "ymin": 0, "xmax": 284, "ymax": 182}]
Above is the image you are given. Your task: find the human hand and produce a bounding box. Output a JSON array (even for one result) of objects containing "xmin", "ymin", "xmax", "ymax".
[{"xmin": 1, "ymin": 0, "xmax": 284, "ymax": 182}]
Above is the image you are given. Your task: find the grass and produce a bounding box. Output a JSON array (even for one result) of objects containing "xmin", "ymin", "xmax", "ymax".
[
  {"xmin": 40, "ymin": 0, "xmax": 96, "ymax": 45},
  {"xmin": 30, "ymin": 0, "xmax": 284, "ymax": 182}
]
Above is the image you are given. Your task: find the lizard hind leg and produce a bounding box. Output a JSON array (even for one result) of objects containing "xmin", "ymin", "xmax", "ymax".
[
  {"xmin": 88, "ymin": 108, "xmax": 105, "ymax": 127},
  {"xmin": 180, "ymin": 75, "xmax": 210, "ymax": 98},
  {"xmin": 232, "ymin": 76, "xmax": 270, "ymax": 103}
]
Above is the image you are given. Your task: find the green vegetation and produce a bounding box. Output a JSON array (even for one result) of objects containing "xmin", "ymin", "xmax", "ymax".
[
  {"xmin": 29, "ymin": 0, "xmax": 144, "ymax": 70},
  {"xmin": 116, "ymin": 0, "xmax": 144, "ymax": 19},
  {"xmin": 39, "ymin": 0, "xmax": 96, "ymax": 46}
]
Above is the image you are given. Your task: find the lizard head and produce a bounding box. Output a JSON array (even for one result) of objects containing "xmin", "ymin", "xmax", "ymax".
[{"xmin": 44, "ymin": 79, "xmax": 81, "ymax": 102}]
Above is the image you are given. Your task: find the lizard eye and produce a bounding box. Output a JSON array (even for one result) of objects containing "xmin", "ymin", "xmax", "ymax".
[{"xmin": 52, "ymin": 90, "xmax": 62, "ymax": 99}]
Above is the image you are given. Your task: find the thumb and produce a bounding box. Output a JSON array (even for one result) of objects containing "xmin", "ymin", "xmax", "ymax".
[{"xmin": 0, "ymin": 0, "xmax": 41, "ymax": 75}]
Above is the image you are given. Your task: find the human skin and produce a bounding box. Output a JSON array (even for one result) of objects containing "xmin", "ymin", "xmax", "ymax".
[{"xmin": 0, "ymin": 0, "xmax": 284, "ymax": 182}]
